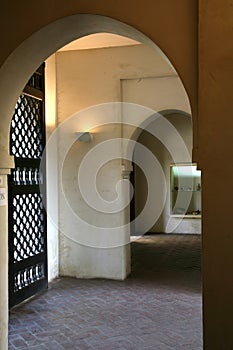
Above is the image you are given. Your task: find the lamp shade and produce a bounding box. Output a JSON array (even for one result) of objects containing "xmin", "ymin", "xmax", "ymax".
[{"xmin": 75, "ymin": 132, "xmax": 93, "ymax": 142}]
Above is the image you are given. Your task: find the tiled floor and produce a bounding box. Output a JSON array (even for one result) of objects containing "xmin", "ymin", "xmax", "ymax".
[{"xmin": 9, "ymin": 234, "xmax": 202, "ymax": 350}]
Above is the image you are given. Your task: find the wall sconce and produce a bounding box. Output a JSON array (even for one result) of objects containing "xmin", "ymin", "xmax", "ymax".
[{"xmin": 75, "ymin": 132, "xmax": 93, "ymax": 142}]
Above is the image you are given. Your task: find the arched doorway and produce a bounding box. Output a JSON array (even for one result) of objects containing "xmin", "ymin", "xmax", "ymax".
[
  {"xmin": 0, "ymin": 14, "xmax": 196, "ymax": 350},
  {"xmin": 130, "ymin": 110, "xmax": 201, "ymax": 236}
]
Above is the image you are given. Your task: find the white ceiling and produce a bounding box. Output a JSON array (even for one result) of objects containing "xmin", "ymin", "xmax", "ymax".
[{"xmin": 59, "ymin": 33, "xmax": 141, "ymax": 51}]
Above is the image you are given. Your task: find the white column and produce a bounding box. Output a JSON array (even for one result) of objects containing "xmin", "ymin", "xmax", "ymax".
[{"xmin": 0, "ymin": 169, "xmax": 11, "ymax": 350}]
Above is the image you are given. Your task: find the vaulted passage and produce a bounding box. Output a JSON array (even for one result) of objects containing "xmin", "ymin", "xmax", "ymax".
[{"xmin": 9, "ymin": 234, "xmax": 202, "ymax": 349}]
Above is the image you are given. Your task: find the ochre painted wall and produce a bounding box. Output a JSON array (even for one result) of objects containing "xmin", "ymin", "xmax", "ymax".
[
  {"xmin": 0, "ymin": 0, "xmax": 198, "ymax": 145},
  {"xmin": 199, "ymin": 0, "xmax": 233, "ymax": 349}
]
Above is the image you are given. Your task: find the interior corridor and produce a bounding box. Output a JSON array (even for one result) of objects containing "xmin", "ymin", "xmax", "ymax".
[{"xmin": 8, "ymin": 234, "xmax": 202, "ymax": 350}]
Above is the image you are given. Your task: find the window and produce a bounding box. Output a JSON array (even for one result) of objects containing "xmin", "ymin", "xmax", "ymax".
[{"xmin": 170, "ymin": 164, "xmax": 201, "ymax": 217}]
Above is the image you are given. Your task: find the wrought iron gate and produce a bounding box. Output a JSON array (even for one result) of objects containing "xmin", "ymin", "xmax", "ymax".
[{"xmin": 8, "ymin": 64, "xmax": 48, "ymax": 308}]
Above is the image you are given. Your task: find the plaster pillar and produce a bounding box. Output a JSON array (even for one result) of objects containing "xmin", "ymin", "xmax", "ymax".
[
  {"xmin": 0, "ymin": 169, "xmax": 11, "ymax": 350},
  {"xmin": 199, "ymin": 1, "xmax": 233, "ymax": 348}
]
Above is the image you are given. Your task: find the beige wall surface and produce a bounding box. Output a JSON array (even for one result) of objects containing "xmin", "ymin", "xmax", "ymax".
[
  {"xmin": 55, "ymin": 44, "xmax": 190, "ymax": 278},
  {"xmin": 56, "ymin": 44, "xmax": 175, "ymax": 118},
  {"xmin": 45, "ymin": 55, "xmax": 59, "ymax": 282}
]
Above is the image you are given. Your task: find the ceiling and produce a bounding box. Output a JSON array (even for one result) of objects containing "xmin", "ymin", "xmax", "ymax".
[{"xmin": 59, "ymin": 33, "xmax": 141, "ymax": 51}]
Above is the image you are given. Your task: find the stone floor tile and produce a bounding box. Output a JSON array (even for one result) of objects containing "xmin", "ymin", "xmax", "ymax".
[{"xmin": 9, "ymin": 234, "xmax": 203, "ymax": 350}]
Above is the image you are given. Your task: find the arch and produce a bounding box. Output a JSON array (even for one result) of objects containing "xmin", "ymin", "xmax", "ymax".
[
  {"xmin": 124, "ymin": 108, "xmax": 192, "ymax": 190},
  {"xmin": 0, "ymin": 14, "xmax": 192, "ymax": 169},
  {"xmin": 0, "ymin": 15, "xmax": 195, "ymax": 349},
  {"xmin": 128, "ymin": 109, "xmax": 197, "ymax": 236},
  {"xmin": 129, "ymin": 109, "xmax": 192, "ymax": 146}
]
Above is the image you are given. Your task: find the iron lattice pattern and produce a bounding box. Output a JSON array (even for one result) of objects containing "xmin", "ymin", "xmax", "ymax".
[
  {"xmin": 27, "ymin": 70, "xmax": 43, "ymax": 91},
  {"xmin": 13, "ymin": 193, "xmax": 45, "ymax": 262},
  {"xmin": 14, "ymin": 263, "xmax": 45, "ymax": 292},
  {"xmin": 9, "ymin": 64, "xmax": 47, "ymax": 308},
  {"xmin": 12, "ymin": 167, "xmax": 42, "ymax": 186},
  {"xmin": 11, "ymin": 94, "xmax": 43, "ymax": 159}
]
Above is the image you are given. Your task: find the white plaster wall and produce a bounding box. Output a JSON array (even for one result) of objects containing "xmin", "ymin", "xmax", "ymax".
[
  {"xmin": 45, "ymin": 55, "xmax": 59, "ymax": 281},
  {"xmin": 56, "ymin": 44, "xmax": 175, "ymax": 122},
  {"xmin": 55, "ymin": 43, "xmax": 193, "ymax": 279},
  {"xmin": 121, "ymin": 76, "xmax": 191, "ymax": 115}
]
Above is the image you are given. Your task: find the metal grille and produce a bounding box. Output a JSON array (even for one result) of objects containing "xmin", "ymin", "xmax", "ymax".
[
  {"xmin": 9, "ymin": 64, "xmax": 47, "ymax": 308},
  {"xmin": 13, "ymin": 193, "xmax": 45, "ymax": 262},
  {"xmin": 12, "ymin": 167, "xmax": 42, "ymax": 186},
  {"xmin": 27, "ymin": 66, "xmax": 44, "ymax": 91},
  {"xmin": 14, "ymin": 263, "xmax": 45, "ymax": 292},
  {"xmin": 11, "ymin": 94, "xmax": 43, "ymax": 159}
]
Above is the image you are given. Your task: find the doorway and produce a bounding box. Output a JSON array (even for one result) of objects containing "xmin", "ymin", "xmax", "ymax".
[
  {"xmin": 8, "ymin": 65, "xmax": 48, "ymax": 308},
  {"xmin": 0, "ymin": 13, "xmax": 201, "ymax": 350},
  {"xmin": 129, "ymin": 112, "xmax": 201, "ymax": 236}
]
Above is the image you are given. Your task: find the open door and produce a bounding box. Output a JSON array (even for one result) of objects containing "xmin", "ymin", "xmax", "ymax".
[{"xmin": 8, "ymin": 65, "xmax": 48, "ymax": 308}]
